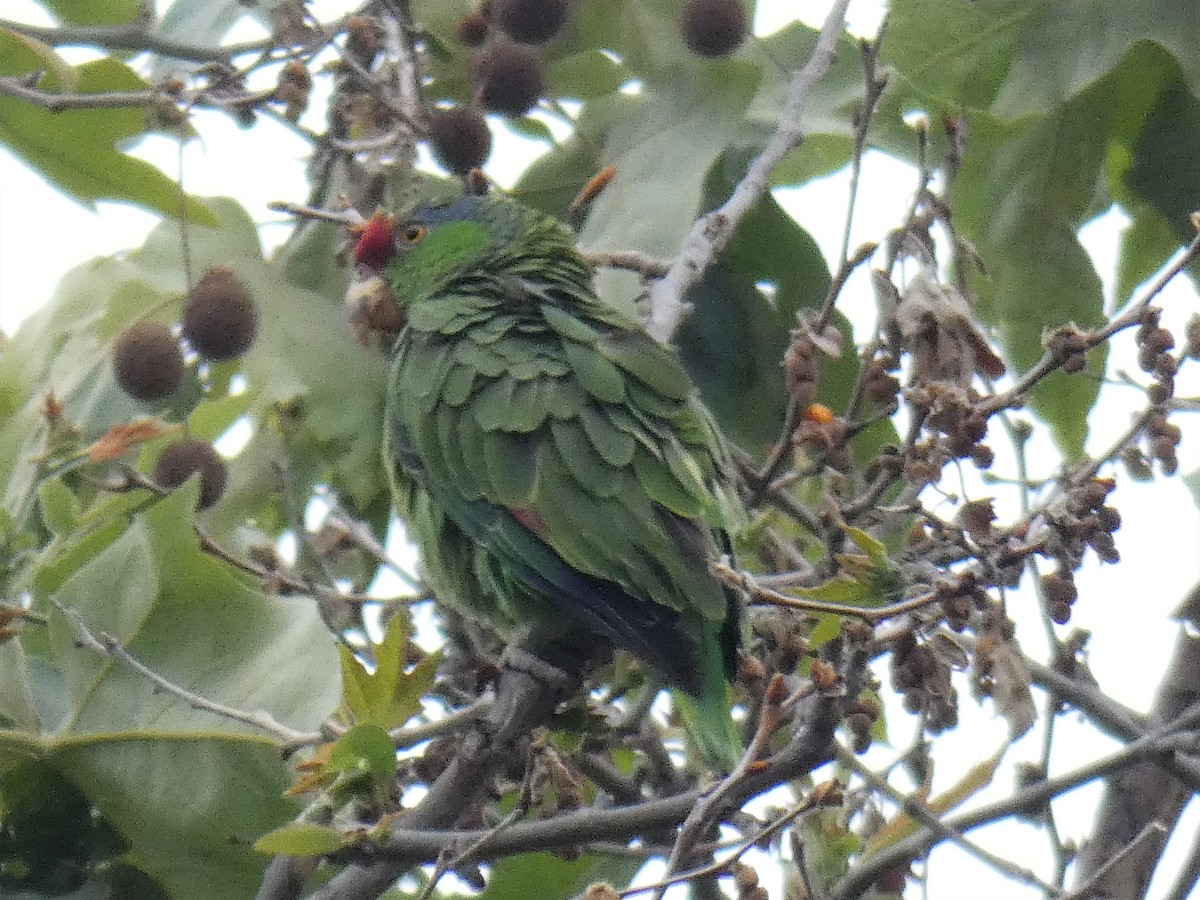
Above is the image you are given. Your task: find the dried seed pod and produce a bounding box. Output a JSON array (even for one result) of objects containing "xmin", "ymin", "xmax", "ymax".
[
  {"xmin": 491, "ymin": 0, "xmax": 569, "ymax": 44},
  {"xmin": 455, "ymin": 11, "xmax": 490, "ymax": 46},
  {"xmin": 153, "ymin": 438, "xmax": 228, "ymax": 509},
  {"xmin": 113, "ymin": 322, "xmax": 184, "ymax": 402},
  {"xmin": 681, "ymin": 0, "xmax": 747, "ymax": 57},
  {"xmin": 471, "ymin": 42, "xmax": 545, "ymax": 117},
  {"xmin": 427, "ymin": 106, "xmax": 492, "ymax": 174},
  {"xmin": 182, "ymin": 268, "xmax": 258, "ymax": 361}
]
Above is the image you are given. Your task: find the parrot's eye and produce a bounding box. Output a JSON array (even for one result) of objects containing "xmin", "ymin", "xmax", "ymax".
[{"xmin": 399, "ymin": 223, "xmax": 427, "ymax": 245}]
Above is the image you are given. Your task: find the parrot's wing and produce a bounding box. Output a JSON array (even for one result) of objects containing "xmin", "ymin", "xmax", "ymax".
[{"xmin": 388, "ymin": 293, "xmax": 736, "ymax": 689}]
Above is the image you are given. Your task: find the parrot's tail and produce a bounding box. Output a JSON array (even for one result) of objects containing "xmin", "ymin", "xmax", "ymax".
[{"xmin": 670, "ymin": 679, "xmax": 743, "ymax": 772}]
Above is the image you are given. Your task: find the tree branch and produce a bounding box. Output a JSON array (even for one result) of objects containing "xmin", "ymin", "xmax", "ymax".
[
  {"xmin": 644, "ymin": 0, "xmax": 853, "ymax": 343},
  {"xmin": 0, "ymin": 16, "xmax": 279, "ymax": 62}
]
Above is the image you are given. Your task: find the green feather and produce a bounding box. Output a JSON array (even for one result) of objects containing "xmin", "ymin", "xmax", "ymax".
[{"xmin": 563, "ymin": 340, "xmax": 626, "ymax": 403}]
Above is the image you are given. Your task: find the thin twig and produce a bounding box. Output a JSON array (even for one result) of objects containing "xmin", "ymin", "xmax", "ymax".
[
  {"xmin": 389, "ymin": 698, "xmax": 491, "ymax": 749},
  {"xmin": 268, "ymin": 200, "xmax": 366, "ymax": 228},
  {"xmin": 714, "ymin": 560, "xmax": 944, "ymax": 624},
  {"xmin": 582, "ymin": 250, "xmax": 672, "ymax": 278},
  {"xmin": 621, "ymin": 799, "xmax": 810, "ymax": 898},
  {"xmin": 980, "ymin": 229, "xmax": 1200, "ymax": 418},
  {"xmin": 0, "ymin": 75, "xmax": 169, "ymax": 111},
  {"xmin": 50, "ymin": 597, "xmax": 313, "ymax": 744},
  {"xmin": 0, "ymin": 16, "xmax": 283, "ymax": 62}
]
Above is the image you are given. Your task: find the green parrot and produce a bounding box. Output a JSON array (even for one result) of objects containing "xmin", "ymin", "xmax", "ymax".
[{"xmin": 356, "ymin": 192, "xmax": 743, "ymax": 769}]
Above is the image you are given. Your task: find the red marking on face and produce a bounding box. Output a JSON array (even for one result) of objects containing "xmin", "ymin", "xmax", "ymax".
[
  {"xmin": 509, "ymin": 506, "xmax": 549, "ymax": 538},
  {"xmin": 354, "ymin": 214, "xmax": 397, "ymax": 269}
]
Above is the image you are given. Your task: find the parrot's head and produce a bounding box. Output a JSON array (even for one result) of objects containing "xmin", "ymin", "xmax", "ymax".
[{"xmin": 354, "ymin": 193, "xmax": 574, "ymax": 310}]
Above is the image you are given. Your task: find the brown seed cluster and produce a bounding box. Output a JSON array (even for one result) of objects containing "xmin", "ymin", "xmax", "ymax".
[
  {"xmin": 902, "ymin": 383, "xmax": 994, "ymax": 488},
  {"xmin": 345, "ymin": 15, "xmax": 384, "ymax": 60},
  {"xmin": 274, "ymin": 59, "xmax": 312, "ymax": 121},
  {"xmin": 1185, "ymin": 313, "xmax": 1200, "ymax": 360},
  {"xmin": 794, "ymin": 407, "xmax": 852, "ymax": 472},
  {"xmin": 1037, "ymin": 476, "xmax": 1120, "ymax": 623},
  {"xmin": 890, "ymin": 634, "xmax": 958, "ymax": 733},
  {"xmin": 844, "ymin": 696, "xmax": 881, "ymax": 754},
  {"xmin": 862, "ymin": 352, "xmax": 901, "ymax": 410},
  {"xmin": 1043, "ymin": 322, "xmax": 1091, "ymax": 374},
  {"xmin": 1136, "ymin": 307, "xmax": 1178, "ymax": 405},
  {"xmin": 1144, "ymin": 408, "xmax": 1182, "ymax": 476}
]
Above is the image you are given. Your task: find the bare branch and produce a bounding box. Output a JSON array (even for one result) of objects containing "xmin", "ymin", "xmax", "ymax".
[
  {"xmin": 981, "ymin": 227, "xmax": 1200, "ymax": 417},
  {"xmin": 0, "ymin": 16, "xmax": 279, "ymax": 63},
  {"xmin": 0, "ymin": 74, "xmax": 168, "ymax": 111},
  {"xmin": 1065, "ymin": 821, "xmax": 1169, "ymax": 900},
  {"xmin": 714, "ymin": 559, "xmax": 948, "ymax": 624},
  {"xmin": 582, "ymin": 249, "xmax": 672, "ymax": 278}
]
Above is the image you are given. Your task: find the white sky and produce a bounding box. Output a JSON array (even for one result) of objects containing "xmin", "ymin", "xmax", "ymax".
[{"xmin": 1, "ymin": 1, "xmax": 1199, "ymax": 898}]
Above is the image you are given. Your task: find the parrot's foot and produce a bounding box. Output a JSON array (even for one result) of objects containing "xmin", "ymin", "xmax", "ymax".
[{"xmin": 501, "ymin": 646, "xmax": 577, "ymax": 691}]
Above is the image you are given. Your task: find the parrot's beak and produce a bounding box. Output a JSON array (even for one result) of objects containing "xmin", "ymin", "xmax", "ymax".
[{"xmin": 345, "ymin": 272, "xmax": 405, "ymax": 346}]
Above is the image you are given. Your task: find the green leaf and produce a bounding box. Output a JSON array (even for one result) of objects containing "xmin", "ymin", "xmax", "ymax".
[
  {"xmin": 952, "ymin": 75, "xmax": 1130, "ymax": 456},
  {"xmin": 789, "ymin": 575, "xmax": 875, "ymax": 605},
  {"xmin": 511, "ymin": 93, "xmax": 635, "ymax": 218},
  {"xmin": 0, "ymin": 54, "xmax": 216, "ymax": 223},
  {"xmin": 328, "ymin": 724, "xmax": 398, "ymax": 785},
  {"xmin": 991, "ymin": 4, "xmax": 1200, "ymax": 118},
  {"xmin": 1115, "ymin": 209, "xmax": 1185, "ymax": 304},
  {"xmin": 886, "ymin": 0, "xmax": 1037, "ymax": 113},
  {"xmin": 843, "ymin": 524, "xmax": 889, "ymax": 568},
  {"xmin": 1, "ymin": 485, "xmax": 343, "ymax": 900},
  {"xmin": 547, "ymin": 50, "xmax": 631, "ymax": 100},
  {"xmin": 0, "ymin": 640, "xmax": 40, "ymax": 731},
  {"xmin": 1124, "ymin": 73, "xmax": 1200, "ymax": 242},
  {"xmin": 807, "ymin": 613, "xmax": 844, "ymax": 651},
  {"xmin": 339, "ymin": 644, "xmax": 373, "ymax": 724},
  {"xmin": 887, "ymin": 0, "xmax": 1200, "ymax": 119},
  {"xmin": 673, "ymin": 191, "xmax": 836, "ymax": 453},
  {"xmin": 41, "ymin": 0, "xmax": 142, "ymax": 26},
  {"xmin": 254, "ymin": 822, "xmax": 354, "ymax": 857},
  {"xmin": 0, "ymin": 197, "xmax": 390, "ymax": 547},
  {"xmin": 38, "ymin": 477, "xmax": 77, "ymax": 536},
  {"xmin": 339, "ymin": 615, "xmax": 439, "ymax": 731}
]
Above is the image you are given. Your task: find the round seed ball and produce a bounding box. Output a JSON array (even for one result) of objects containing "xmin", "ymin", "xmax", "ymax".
[
  {"xmin": 113, "ymin": 322, "xmax": 184, "ymax": 402},
  {"xmin": 153, "ymin": 438, "xmax": 228, "ymax": 509},
  {"xmin": 181, "ymin": 268, "xmax": 258, "ymax": 362}
]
